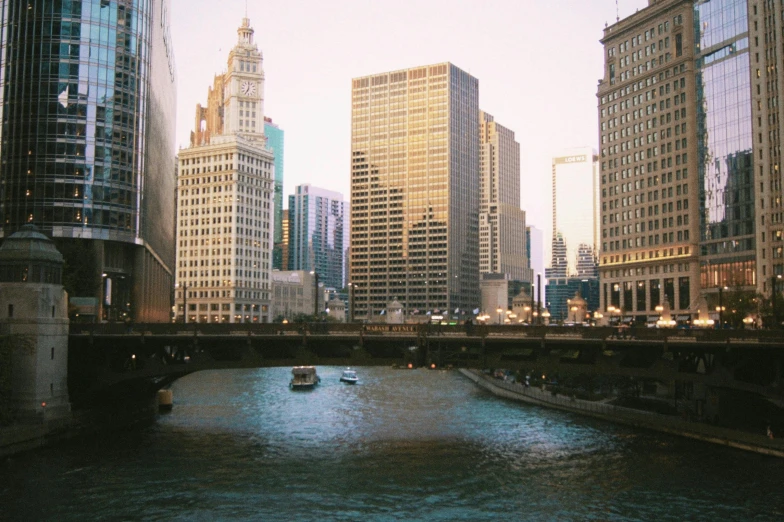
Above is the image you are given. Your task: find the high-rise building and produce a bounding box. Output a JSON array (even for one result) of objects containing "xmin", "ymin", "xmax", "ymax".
[
  {"xmin": 174, "ymin": 17, "xmax": 274, "ymax": 323},
  {"xmin": 695, "ymin": 0, "xmax": 758, "ymax": 298},
  {"xmin": 280, "ymin": 208, "xmax": 290, "ymax": 272},
  {"xmin": 265, "ymin": 117, "xmax": 286, "ymax": 270},
  {"xmin": 546, "ymin": 149, "xmax": 600, "ymax": 320},
  {"xmin": 288, "ymin": 184, "xmax": 346, "ymax": 291},
  {"xmin": 0, "ymin": 0, "xmax": 178, "ymax": 322},
  {"xmin": 597, "ymin": 0, "xmax": 717, "ymax": 323},
  {"xmin": 548, "ymin": 149, "xmax": 599, "ymax": 278},
  {"xmin": 350, "ymin": 63, "xmax": 480, "ymax": 319},
  {"xmin": 478, "ymin": 111, "xmax": 533, "ymax": 284}
]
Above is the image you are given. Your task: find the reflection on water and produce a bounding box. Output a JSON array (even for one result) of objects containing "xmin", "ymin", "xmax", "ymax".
[{"xmin": 2, "ymin": 367, "xmax": 784, "ymax": 521}]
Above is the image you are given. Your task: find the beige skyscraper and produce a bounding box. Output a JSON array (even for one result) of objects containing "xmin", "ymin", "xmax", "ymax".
[
  {"xmin": 350, "ymin": 62, "xmax": 480, "ymax": 319},
  {"xmin": 479, "ymin": 111, "xmax": 532, "ymax": 283},
  {"xmin": 598, "ymin": 1, "xmax": 700, "ymax": 321},
  {"xmin": 174, "ymin": 17, "xmax": 274, "ymax": 323}
]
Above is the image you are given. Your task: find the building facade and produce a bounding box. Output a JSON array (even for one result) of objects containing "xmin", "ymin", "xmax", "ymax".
[
  {"xmin": 350, "ymin": 62, "xmax": 480, "ymax": 320},
  {"xmin": 596, "ymin": 0, "xmax": 780, "ymax": 323},
  {"xmin": 478, "ymin": 111, "xmax": 533, "ymax": 286},
  {"xmin": 752, "ymin": 0, "xmax": 784, "ymax": 294},
  {"xmin": 270, "ymin": 270, "xmax": 319, "ymax": 321},
  {"xmin": 280, "ymin": 208, "xmax": 290, "ymax": 272},
  {"xmin": 0, "ymin": 0, "xmax": 178, "ymax": 322},
  {"xmin": 546, "ymin": 149, "xmax": 600, "ymax": 320},
  {"xmin": 288, "ymin": 184, "xmax": 346, "ymax": 290},
  {"xmin": 174, "ymin": 17, "xmax": 274, "ymax": 323},
  {"xmin": 548, "ymin": 149, "xmax": 600, "ymax": 278},
  {"xmin": 598, "ymin": 1, "xmax": 700, "ymax": 322},
  {"xmin": 265, "ymin": 117, "xmax": 286, "ymax": 270}
]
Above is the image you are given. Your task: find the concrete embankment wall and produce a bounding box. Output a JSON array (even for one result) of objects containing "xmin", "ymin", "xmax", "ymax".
[
  {"xmin": 459, "ymin": 369, "xmax": 784, "ymax": 459},
  {"xmin": 1, "ymin": 401, "xmax": 160, "ymax": 458},
  {"xmin": 0, "ymin": 419, "xmax": 76, "ymax": 458}
]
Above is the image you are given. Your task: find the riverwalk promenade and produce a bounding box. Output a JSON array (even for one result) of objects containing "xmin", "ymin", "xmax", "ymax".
[{"xmin": 459, "ymin": 369, "xmax": 784, "ymax": 458}]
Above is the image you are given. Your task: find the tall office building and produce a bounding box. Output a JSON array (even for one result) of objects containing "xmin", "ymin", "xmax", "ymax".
[
  {"xmin": 696, "ymin": 0, "xmax": 756, "ymax": 295},
  {"xmin": 548, "ymin": 149, "xmax": 599, "ymax": 278},
  {"xmin": 597, "ymin": 0, "xmax": 773, "ymax": 322},
  {"xmin": 0, "ymin": 0, "xmax": 177, "ymax": 322},
  {"xmin": 350, "ymin": 63, "xmax": 480, "ymax": 319},
  {"xmin": 265, "ymin": 117, "xmax": 286, "ymax": 270},
  {"xmin": 288, "ymin": 184, "xmax": 346, "ymax": 291},
  {"xmin": 478, "ymin": 111, "xmax": 533, "ymax": 283},
  {"xmin": 174, "ymin": 17, "xmax": 274, "ymax": 323},
  {"xmin": 280, "ymin": 208, "xmax": 290, "ymax": 272},
  {"xmin": 546, "ymin": 149, "xmax": 600, "ymax": 320}
]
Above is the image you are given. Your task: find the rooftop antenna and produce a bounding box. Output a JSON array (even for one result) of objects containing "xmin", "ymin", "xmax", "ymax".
[
  {"xmin": 245, "ymin": 0, "xmax": 248, "ymax": 17},
  {"xmin": 616, "ymin": 0, "xmax": 620, "ymax": 22}
]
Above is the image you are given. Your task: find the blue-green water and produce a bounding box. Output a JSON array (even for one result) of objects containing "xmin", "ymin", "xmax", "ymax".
[{"xmin": 2, "ymin": 367, "xmax": 784, "ymax": 521}]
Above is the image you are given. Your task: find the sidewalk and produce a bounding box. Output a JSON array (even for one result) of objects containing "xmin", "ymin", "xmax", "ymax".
[{"xmin": 460, "ymin": 369, "xmax": 784, "ymax": 458}]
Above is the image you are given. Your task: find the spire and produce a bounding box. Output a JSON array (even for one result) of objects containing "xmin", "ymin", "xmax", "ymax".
[{"xmin": 238, "ymin": 16, "xmax": 254, "ymax": 45}]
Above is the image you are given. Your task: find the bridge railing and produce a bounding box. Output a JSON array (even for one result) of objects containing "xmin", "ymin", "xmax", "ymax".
[{"xmin": 69, "ymin": 322, "xmax": 784, "ymax": 344}]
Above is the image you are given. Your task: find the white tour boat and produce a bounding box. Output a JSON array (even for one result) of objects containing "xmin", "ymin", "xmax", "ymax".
[{"xmin": 290, "ymin": 366, "xmax": 320, "ymax": 390}]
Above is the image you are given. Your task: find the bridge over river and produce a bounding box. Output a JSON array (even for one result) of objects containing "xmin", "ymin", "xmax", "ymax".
[{"xmin": 68, "ymin": 323, "xmax": 784, "ymax": 412}]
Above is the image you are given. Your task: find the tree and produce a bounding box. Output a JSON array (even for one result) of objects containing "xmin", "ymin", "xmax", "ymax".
[{"xmin": 720, "ymin": 288, "xmax": 762, "ymax": 328}]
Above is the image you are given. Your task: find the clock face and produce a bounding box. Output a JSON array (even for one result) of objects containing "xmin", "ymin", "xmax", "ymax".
[{"xmin": 241, "ymin": 80, "xmax": 256, "ymax": 96}]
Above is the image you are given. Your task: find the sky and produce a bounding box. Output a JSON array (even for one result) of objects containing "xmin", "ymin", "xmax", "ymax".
[{"xmin": 169, "ymin": 0, "xmax": 650, "ymax": 253}]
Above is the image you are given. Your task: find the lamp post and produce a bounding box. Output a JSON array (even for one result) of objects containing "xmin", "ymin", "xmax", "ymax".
[
  {"xmin": 717, "ymin": 285, "xmax": 728, "ymax": 329},
  {"xmin": 496, "ymin": 307, "xmax": 503, "ymax": 325}
]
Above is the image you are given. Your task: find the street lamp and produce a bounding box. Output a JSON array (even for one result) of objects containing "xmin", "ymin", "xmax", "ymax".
[
  {"xmin": 717, "ymin": 285, "xmax": 728, "ymax": 329},
  {"xmin": 496, "ymin": 307, "xmax": 503, "ymax": 325}
]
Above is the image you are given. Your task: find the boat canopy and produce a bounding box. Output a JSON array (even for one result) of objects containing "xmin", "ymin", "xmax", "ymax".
[{"xmin": 292, "ymin": 366, "xmax": 317, "ymax": 375}]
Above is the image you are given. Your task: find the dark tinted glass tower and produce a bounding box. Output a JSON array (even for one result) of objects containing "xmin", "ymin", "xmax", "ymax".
[{"xmin": 0, "ymin": 0, "xmax": 177, "ymax": 322}]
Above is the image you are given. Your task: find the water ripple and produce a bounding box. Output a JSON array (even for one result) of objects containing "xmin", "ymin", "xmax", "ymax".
[{"xmin": 2, "ymin": 367, "xmax": 784, "ymax": 521}]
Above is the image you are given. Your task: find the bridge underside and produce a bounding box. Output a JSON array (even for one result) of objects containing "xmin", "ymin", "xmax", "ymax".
[{"xmin": 68, "ymin": 325, "xmax": 784, "ymax": 409}]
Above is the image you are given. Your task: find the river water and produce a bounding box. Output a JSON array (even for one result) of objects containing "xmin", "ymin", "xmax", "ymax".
[{"xmin": 2, "ymin": 367, "xmax": 784, "ymax": 521}]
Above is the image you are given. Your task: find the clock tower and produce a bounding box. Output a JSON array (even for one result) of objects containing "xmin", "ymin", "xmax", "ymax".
[{"xmin": 224, "ymin": 17, "xmax": 265, "ymax": 138}]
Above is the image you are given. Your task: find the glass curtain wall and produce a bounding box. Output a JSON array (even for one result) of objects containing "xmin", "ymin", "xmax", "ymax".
[{"xmin": 695, "ymin": 0, "xmax": 755, "ymax": 288}]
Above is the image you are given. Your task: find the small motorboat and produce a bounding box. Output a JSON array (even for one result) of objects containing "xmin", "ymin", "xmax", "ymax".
[
  {"xmin": 340, "ymin": 368, "xmax": 359, "ymax": 384},
  {"xmin": 290, "ymin": 366, "xmax": 320, "ymax": 389}
]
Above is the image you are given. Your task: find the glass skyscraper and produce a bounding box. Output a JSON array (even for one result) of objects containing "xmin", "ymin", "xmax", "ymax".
[
  {"xmin": 0, "ymin": 0, "xmax": 178, "ymax": 322},
  {"xmin": 288, "ymin": 184, "xmax": 346, "ymax": 291},
  {"xmin": 350, "ymin": 62, "xmax": 480, "ymax": 319},
  {"xmin": 265, "ymin": 117, "xmax": 285, "ymax": 270},
  {"xmin": 695, "ymin": 0, "xmax": 756, "ymax": 289}
]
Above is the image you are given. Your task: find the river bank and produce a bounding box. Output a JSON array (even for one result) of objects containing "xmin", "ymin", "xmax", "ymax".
[{"xmin": 459, "ymin": 368, "xmax": 784, "ymax": 458}]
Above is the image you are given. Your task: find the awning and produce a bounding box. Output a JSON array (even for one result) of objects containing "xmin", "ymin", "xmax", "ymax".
[
  {"xmin": 646, "ymin": 316, "xmax": 659, "ymax": 321},
  {"xmin": 676, "ymin": 315, "xmax": 690, "ymax": 321}
]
